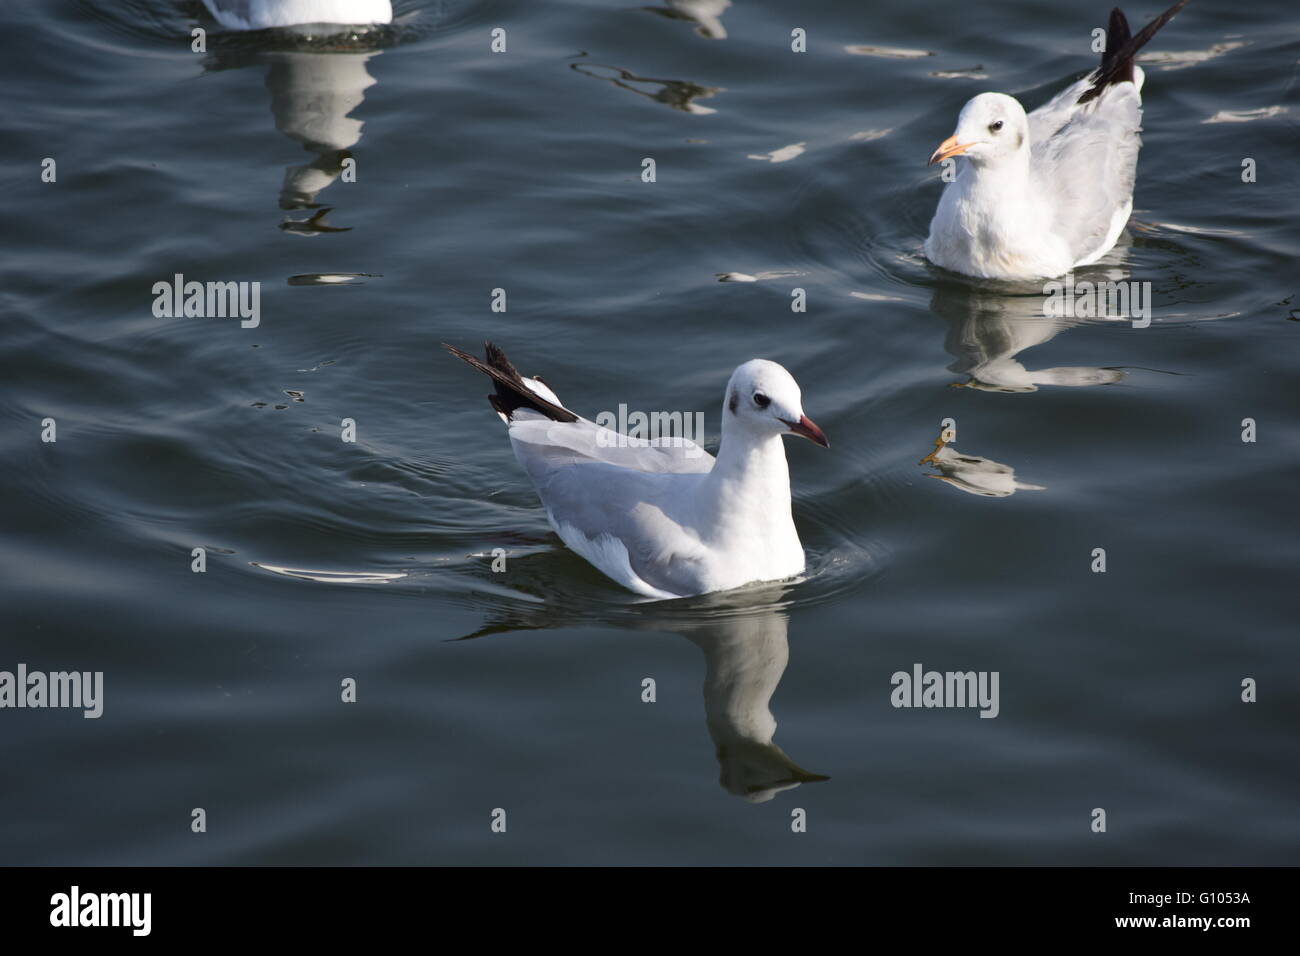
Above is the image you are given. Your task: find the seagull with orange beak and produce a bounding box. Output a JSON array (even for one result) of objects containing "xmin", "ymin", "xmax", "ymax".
[{"xmin": 923, "ymin": 1, "xmax": 1190, "ymax": 280}]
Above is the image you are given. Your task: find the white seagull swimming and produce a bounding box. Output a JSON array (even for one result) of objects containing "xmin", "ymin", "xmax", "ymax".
[
  {"xmin": 200, "ymin": 0, "xmax": 393, "ymax": 31},
  {"xmin": 445, "ymin": 343, "xmax": 829, "ymax": 600},
  {"xmin": 923, "ymin": 1, "xmax": 1189, "ymax": 280}
]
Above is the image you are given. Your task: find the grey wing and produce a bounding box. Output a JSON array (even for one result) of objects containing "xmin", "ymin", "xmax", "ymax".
[
  {"xmin": 1030, "ymin": 81, "xmax": 1142, "ymax": 264},
  {"xmin": 506, "ymin": 412, "xmax": 714, "ymax": 475},
  {"xmin": 1027, "ymin": 75, "xmax": 1097, "ymax": 143},
  {"xmin": 506, "ymin": 414, "xmax": 713, "ymax": 596}
]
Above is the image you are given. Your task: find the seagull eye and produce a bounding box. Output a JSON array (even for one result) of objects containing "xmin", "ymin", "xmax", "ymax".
[
  {"xmin": 989, "ymin": 120, "xmax": 1004, "ymax": 133},
  {"xmin": 753, "ymin": 392, "xmax": 771, "ymax": 408}
]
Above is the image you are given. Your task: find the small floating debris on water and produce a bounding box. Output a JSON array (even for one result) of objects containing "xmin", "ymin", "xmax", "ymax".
[
  {"xmin": 717, "ymin": 269, "xmax": 806, "ymax": 283},
  {"xmin": 1138, "ymin": 41, "xmax": 1246, "ymax": 70},
  {"xmin": 919, "ymin": 426, "xmax": 1045, "ymax": 499},
  {"xmin": 1146, "ymin": 221, "xmax": 1245, "ymax": 237},
  {"xmin": 930, "ymin": 65, "xmax": 988, "ymax": 79},
  {"xmin": 849, "ymin": 128, "xmax": 892, "ymax": 142},
  {"xmin": 747, "ymin": 142, "xmax": 806, "ymax": 163},
  {"xmin": 252, "ymin": 564, "xmax": 407, "ymax": 584},
  {"xmin": 287, "ymin": 273, "xmax": 381, "ymax": 286},
  {"xmin": 1202, "ymin": 106, "xmax": 1286, "ymax": 124},
  {"xmin": 297, "ymin": 359, "xmax": 337, "ymax": 372},
  {"xmin": 284, "ymin": 390, "xmax": 305, "ymax": 402},
  {"xmin": 849, "ymin": 292, "xmax": 907, "ymax": 302},
  {"xmin": 844, "ymin": 45, "xmax": 933, "ymax": 58}
]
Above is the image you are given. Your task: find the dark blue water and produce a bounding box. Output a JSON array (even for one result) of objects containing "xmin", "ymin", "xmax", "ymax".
[{"xmin": 2, "ymin": 0, "xmax": 1297, "ymax": 864}]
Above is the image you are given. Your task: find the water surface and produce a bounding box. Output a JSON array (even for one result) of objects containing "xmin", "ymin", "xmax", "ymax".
[{"xmin": 2, "ymin": 0, "xmax": 1298, "ymax": 865}]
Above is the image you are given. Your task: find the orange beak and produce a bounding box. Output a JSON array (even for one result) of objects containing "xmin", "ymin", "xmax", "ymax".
[{"xmin": 928, "ymin": 134, "xmax": 972, "ymax": 166}]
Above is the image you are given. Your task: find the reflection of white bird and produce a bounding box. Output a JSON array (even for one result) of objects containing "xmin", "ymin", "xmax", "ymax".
[
  {"xmin": 201, "ymin": 0, "xmax": 392, "ymax": 31},
  {"xmin": 923, "ymin": 1, "xmax": 1189, "ymax": 279},
  {"xmin": 447, "ymin": 586, "xmax": 828, "ymax": 802},
  {"xmin": 279, "ymin": 206, "xmax": 352, "ymax": 234},
  {"xmin": 683, "ymin": 607, "xmax": 829, "ymax": 802},
  {"xmin": 569, "ymin": 62, "xmax": 722, "ymax": 115},
  {"xmin": 954, "ymin": 312, "xmax": 1125, "ymax": 391},
  {"xmin": 931, "ymin": 282, "xmax": 1126, "ymax": 393},
  {"xmin": 445, "ymin": 343, "xmax": 829, "ymax": 600},
  {"xmin": 263, "ymin": 51, "xmax": 379, "ymax": 208},
  {"xmin": 667, "ymin": 0, "xmax": 732, "ymax": 40}
]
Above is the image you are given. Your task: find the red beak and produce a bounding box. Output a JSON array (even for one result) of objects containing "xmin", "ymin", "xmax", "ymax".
[{"xmin": 781, "ymin": 415, "xmax": 829, "ymax": 448}]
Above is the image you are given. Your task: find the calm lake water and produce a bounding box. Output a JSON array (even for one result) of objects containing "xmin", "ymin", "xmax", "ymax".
[{"xmin": 2, "ymin": 0, "xmax": 1297, "ymax": 865}]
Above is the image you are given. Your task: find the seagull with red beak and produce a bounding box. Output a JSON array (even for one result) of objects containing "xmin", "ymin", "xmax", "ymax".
[
  {"xmin": 923, "ymin": 1, "xmax": 1190, "ymax": 280},
  {"xmin": 445, "ymin": 344, "xmax": 828, "ymax": 599}
]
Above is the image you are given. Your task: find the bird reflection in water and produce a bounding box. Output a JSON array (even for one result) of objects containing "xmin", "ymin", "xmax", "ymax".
[
  {"xmin": 198, "ymin": 4, "xmax": 393, "ymax": 230},
  {"xmin": 454, "ymin": 583, "xmax": 828, "ymax": 802},
  {"xmin": 641, "ymin": 0, "xmax": 733, "ymax": 40},
  {"xmin": 570, "ymin": 60, "xmax": 723, "ymax": 114},
  {"xmin": 929, "ymin": 273, "xmax": 1130, "ymax": 393},
  {"xmin": 262, "ymin": 50, "xmax": 379, "ymax": 218},
  {"xmin": 679, "ymin": 599, "xmax": 829, "ymax": 802},
  {"xmin": 279, "ymin": 206, "xmax": 352, "ymax": 235}
]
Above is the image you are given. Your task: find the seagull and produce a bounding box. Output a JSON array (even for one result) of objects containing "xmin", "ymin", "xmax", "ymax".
[
  {"xmin": 200, "ymin": 0, "xmax": 392, "ymax": 31},
  {"xmin": 923, "ymin": 1, "xmax": 1190, "ymax": 280},
  {"xmin": 444, "ymin": 343, "xmax": 829, "ymax": 600}
]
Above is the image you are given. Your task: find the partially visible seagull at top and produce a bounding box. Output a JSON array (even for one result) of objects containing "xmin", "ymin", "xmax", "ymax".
[
  {"xmin": 923, "ymin": 1, "xmax": 1190, "ymax": 281},
  {"xmin": 200, "ymin": 0, "xmax": 392, "ymax": 31},
  {"xmin": 444, "ymin": 343, "xmax": 829, "ymax": 600}
]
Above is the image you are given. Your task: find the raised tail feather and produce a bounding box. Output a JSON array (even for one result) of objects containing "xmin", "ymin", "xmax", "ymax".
[
  {"xmin": 1098, "ymin": 8, "xmax": 1133, "ymax": 81},
  {"xmin": 443, "ymin": 342, "xmax": 578, "ymax": 423},
  {"xmin": 1077, "ymin": 0, "xmax": 1189, "ymax": 104}
]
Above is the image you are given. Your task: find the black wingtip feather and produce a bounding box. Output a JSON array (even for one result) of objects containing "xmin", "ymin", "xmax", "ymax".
[
  {"xmin": 1100, "ymin": 8, "xmax": 1133, "ymax": 79},
  {"xmin": 1078, "ymin": 0, "xmax": 1189, "ymax": 104},
  {"xmin": 442, "ymin": 341, "xmax": 578, "ymax": 423}
]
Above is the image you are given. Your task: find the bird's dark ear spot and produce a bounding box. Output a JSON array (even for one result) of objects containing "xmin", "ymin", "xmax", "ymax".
[
  {"xmin": 728, "ymin": 389, "xmax": 738, "ymax": 413},
  {"xmin": 1015, "ymin": 130, "xmax": 1023, "ymax": 150}
]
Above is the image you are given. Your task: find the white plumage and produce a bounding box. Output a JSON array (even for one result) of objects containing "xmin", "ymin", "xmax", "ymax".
[
  {"xmin": 446, "ymin": 344, "xmax": 830, "ymax": 600},
  {"xmin": 201, "ymin": 0, "xmax": 392, "ymax": 31},
  {"xmin": 923, "ymin": 1, "xmax": 1189, "ymax": 280}
]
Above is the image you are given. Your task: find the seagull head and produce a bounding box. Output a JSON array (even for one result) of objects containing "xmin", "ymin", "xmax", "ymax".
[
  {"xmin": 929, "ymin": 92, "xmax": 1029, "ymax": 168},
  {"xmin": 724, "ymin": 359, "xmax": 828, "ymax": 448}
]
